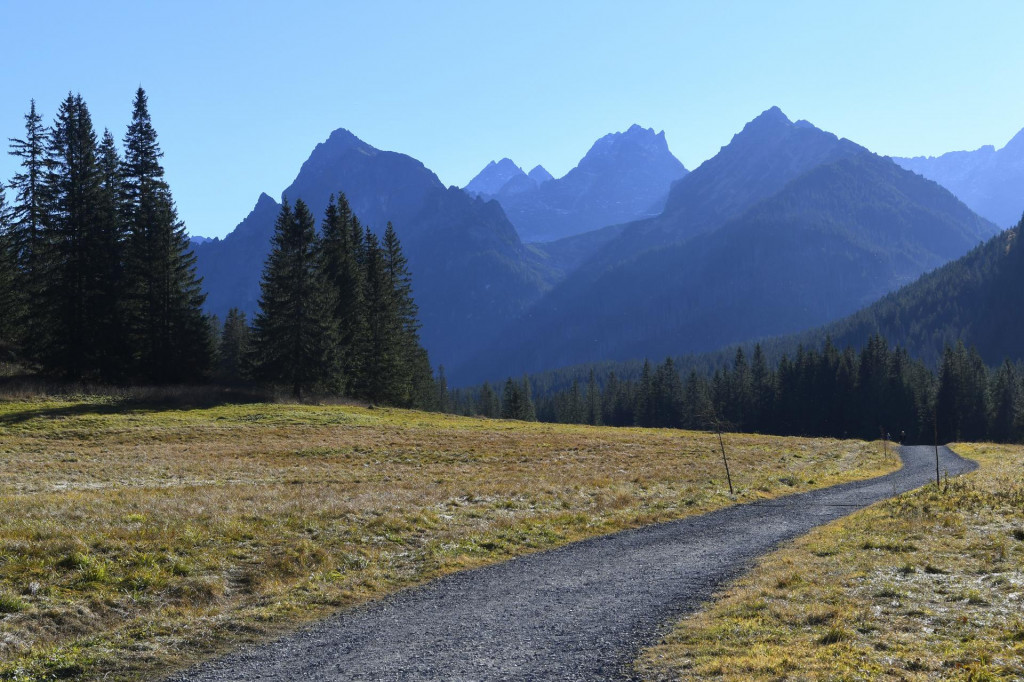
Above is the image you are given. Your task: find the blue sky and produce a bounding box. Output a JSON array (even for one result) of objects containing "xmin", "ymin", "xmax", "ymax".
[{"xmin": 2, "ymin": 0, "xmax": 1023, "ymax": 238}]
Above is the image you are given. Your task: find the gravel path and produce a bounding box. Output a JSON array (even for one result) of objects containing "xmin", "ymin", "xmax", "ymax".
[{"xmin": 170, "ymin": 445, "xmax": 975, "ymax": 681}]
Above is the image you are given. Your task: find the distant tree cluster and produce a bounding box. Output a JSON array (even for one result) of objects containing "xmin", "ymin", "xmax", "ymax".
[
  {"xmin": 0, "ymin": 90, "xmax": 209, "ymax": 381},
  {"xmin": 450, "ymin": 337, "xmax": 1024, "ymax": 444},
  {"xmin": 240, "ymin": 194, "xmax": 435, "ymax": 403},
  {"xmin": 1, "ymin": 90, "xmax": 439, "ymax": 408}
]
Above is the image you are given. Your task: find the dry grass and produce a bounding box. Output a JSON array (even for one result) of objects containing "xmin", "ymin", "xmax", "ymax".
[
  {"xmin": 635, "ymin": 443, "xmax": 1024, "ymax": 681},
  {"xmin": 0, "ymin": 396, "xmax": 895, "ymax": 680}
]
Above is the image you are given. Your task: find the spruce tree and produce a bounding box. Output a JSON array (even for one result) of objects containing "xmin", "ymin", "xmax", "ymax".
[
  {"xmin": 319, "ymin": 194, "xmax": 367, "ymax": 393},
  {"xmin": 0, "ymin": 184, "xmax": 17, "ymax": 357},
  {"xmin": 478, "ymin": 381, "xmax": 500, "ymax": 418},
  {"xmin": 92, "ymin": 128, "xmax": 130, "ymax": 378},
  {"xmin": 361, "ymin": 229, "xmax": 404, "ymax": 403},
  {"xmin": 217, "ymin": 307, "xmax": 251, "ymax": 383},
  {"xmin": 383, "ymin": 221, "xmax": 433, "ymax": 405},
  {"xmin": 40, "ymin": 94, "xmax": 114, "ymax": 378},
  {"xmin": 988, "ymin": 360, "xmax": 1019, "ymax": 443},
  {"xmin": 121, "ymin": 87, "xmax": 209, "ymax": 382},
  {"xmin": 585, "ymin": 369, "xmax": 602, "ymax": 425},
  {"xmin": 6, "ymin": 100, "xmax": 50, "ymax": 357},
  {"xmin": 251, "ymin": 199, "xmax": 333, "ymax": 398}
]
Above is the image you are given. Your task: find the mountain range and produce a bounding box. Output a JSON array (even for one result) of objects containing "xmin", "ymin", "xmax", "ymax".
[
  {"xmin": 465, "ymin": 125, "xmax": 688, "ymax": 242},
  {"xmin": 453, "ymin": 108, "xmax": 998, "ymax": 383},
  {"xmin": 194, "ymin": 109, "xmax": 1005, "ymax": 387},
  {"xmin": 893, "ymin": 126, "xmax": 1024, "ymax": 228}
]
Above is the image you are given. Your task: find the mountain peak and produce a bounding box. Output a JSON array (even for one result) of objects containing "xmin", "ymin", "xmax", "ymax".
[
  {"xmin": 528, "ymin": 165, "xmax": 554, "ymax": 184},
  {"xmin": 255, "ymin": 192, "xmax": 277, "ymax": 209},
  {"xmin": 324, "ymin": 127, "xmax": 367, "ymax": 150},
  {"xmin": 740, "ymin": 106, "xmax": 793, "ymax": 134},
  {"xmin": 465, "ymin": 158, "xmax": 526, "ymax": 196},
  {"xmin": 582, "ymin": 124, "xmax": 675, "ymax": 165}
]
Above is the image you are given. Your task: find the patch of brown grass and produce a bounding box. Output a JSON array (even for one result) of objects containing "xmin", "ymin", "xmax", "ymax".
[
  {"xmin": 0, "ymin": 397, "xmax": 894, "ymax": 680},
  {"xmin": 635, "ymin": 443, "xmax": 1024, "ymax": 681}
]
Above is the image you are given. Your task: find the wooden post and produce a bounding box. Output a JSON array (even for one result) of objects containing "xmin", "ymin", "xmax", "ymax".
[{"xmin": 717, "ymin": 422, "xmax": 734, "ymax": 495}]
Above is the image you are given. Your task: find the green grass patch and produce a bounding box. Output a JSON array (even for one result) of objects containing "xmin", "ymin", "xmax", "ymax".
[{"xmin": 0, "ymin": 395, "xmax": 895, "ymax": 680}]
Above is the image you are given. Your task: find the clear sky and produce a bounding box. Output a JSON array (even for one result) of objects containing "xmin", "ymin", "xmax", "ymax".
[{"xmin": 2, "ymin": 0, "xmax": 1023, "ymax": 238}]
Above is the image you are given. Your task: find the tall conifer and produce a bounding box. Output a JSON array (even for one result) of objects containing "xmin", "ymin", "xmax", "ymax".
[
  {"xmin": 0, "ymin": 184, "xmax": 16, "ymax": 356},
  {"xmin": 41, "ymin": 94, "xmax": 112, "ymax": 377},
  {"xmin": 121, "ymin": 87, "xmax": 209, "ymax": 382},
  {"xmin": 251, "ymin": 199, "xmax": 332, "ymax": 398},
  {"xmin": 320, "ymin": 194, "xmax": 367, "ymax": 393},
  {"xmin": 6, "ymin": 100, "xmax": 50, "ymax": 356}
]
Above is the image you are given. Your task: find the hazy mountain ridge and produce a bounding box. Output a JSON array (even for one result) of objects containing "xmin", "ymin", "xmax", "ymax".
[
  {"xmin": 467, "ymin": 124, "xmax": 688, "ymax": 243},
  {"xmin": 452, "ymin": 111, "xmax": 999, "ymax": 384},
  {"xmin": 893, "ymin": 126, "xmax": 1024, "ymax": 228}
]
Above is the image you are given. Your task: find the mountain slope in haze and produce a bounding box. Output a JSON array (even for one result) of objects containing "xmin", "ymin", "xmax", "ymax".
[
  {"xmin": 470, "ymin": 125, "xmax": 688, "ymax": 243},
  {"xmin": 580, "ymin": 107, "xmax": 869, "ymax": 274},
  {"xmin": 816, "ymin": 219, "xmax": 1023, "ymax": 367},
  {"xmin": 194, "ymin": 129, "xmax": 553, "ymax": 369},
  {"xmin": 196, "ymin": 192, "xmax": 282, "ymax": 318},
  {"xmin": 894, "ymin": 126, "xmax": 1024, "ymax": 228},
  {"xmin": 453, "ymin": 145, "xmax": 999, "ymax": 384}
]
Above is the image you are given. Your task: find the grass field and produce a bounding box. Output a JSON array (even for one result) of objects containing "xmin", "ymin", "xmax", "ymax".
[
  {"xmin": 635, "ymin": 443, "xmax": 1024, "ymax": 681},
  {"xmin": 0, "ymin": 394, "xmax": 896, "ymax": 681}
]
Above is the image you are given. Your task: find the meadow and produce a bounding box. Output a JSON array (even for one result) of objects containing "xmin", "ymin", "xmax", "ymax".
[
  {"xmin": 636, "ymin": 443, "xmax": 1024, "ymax": 681},
  {"xmin": 0, "ymin": 394, "xmax": 895, "ymax": 680}
]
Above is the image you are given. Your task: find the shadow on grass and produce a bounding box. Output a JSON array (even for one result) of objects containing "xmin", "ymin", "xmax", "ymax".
[{"xmin": 0, "ymin": 379, "xmax": 276, "ymax": 426}]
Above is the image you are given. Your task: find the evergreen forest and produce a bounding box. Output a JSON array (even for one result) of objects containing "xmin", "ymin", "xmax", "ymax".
[
  {"xmin": 0, "ymin": 91, "xmax": 434, "ymax": 407},
  {"xmin": 2, "ymin": 89, "xmax": 1022, "ymax": 442},
  {"xmin": 448, "ymin": 336, "xmax": 1024, "ymax": 446}
]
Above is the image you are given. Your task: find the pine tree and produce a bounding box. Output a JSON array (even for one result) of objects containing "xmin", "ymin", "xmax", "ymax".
[
  {"xmin": 361, "ymin": 230, "xmax": 404, "ymax": 403},
  {"xmin": 121, "ymin": 87, "xmax": 209, "ymax": 382},
  {"xmin": 217, "ymin": 307, "xmax": 251, "ymax": 383},
  {"xmin": 0, "ymin": 184, "xmax": 17, "ymax": 357},
  {"xmin": 478, "ymin": 381, "xmax": 500, "ymax": 418},
  {"xmin": 40, "ymin": 94, "xmax": 115, "ymax": 378},
  {"xmin": 92, "ymin": 128, "xmax": 130, "ymax": 378},
  {"xmin": 585, "ymin": 368, "xmax": 602, "ymax": 425},
  {"xmin": 251, "ymin": 199, "xmax": 333, "ymax": 398},
  {"xmin": 319, "ymin": 194, "xmax": 367, "ymax": 393},
  {"xmin": 635, "ymin": 360, "xmax": 654, "ymax": 427},
  {"xmin": 434, "ymin": 365, "xmax": 451, "ymax": 412},
  {"xmin": 750, "ymin": 344, "xmax": 773, "ymax": 433},
  {"xmin": 652, "ymin": 358, "xmax": 684, "ymax": 428},
  {"xmin": 936, "ymin": 342, "xmax": 989, "ymax": 442},
  {"xmin": 6, "ymin": 100, "xmax": 50, "ymax": 357},
  {"xmin": 383, "ymin": 222, "xmax": 432, "ymax": 404}
]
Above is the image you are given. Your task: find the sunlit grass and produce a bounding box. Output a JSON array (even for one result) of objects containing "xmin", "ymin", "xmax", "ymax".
[
  {"xmin": 635, "ymin": 443, "xmax": 1024, "ymax": 681},
  {"xmin": 0, "ymin": 395, "xmax": 895, "ymax": 680}
]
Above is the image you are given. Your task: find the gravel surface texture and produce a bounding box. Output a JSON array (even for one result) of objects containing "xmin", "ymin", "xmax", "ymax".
[{"xmin": 169, "ymin": 445, "xmax": 974, "ymax": 681}]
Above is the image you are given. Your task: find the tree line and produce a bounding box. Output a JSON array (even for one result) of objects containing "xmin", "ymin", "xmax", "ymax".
[
  {"xmin": 222, "ymin": 194, "xmax": 435, "ymax": 404},
  {"xmin": 0, "ymin": 90, "xmax": 209, "ymax": 382},
  {"xmin": 0, "ymin": 90, "xmax": 437, "ymax": 407},
  {"xmin": 447, "ymin": 336, "xmax": 1024, "ymax": 445}
]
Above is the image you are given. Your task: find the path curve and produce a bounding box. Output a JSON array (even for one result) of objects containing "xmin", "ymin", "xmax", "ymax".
[{"xmin": 170, "ymin": 445, "xmax": 974, "ymax": 681}]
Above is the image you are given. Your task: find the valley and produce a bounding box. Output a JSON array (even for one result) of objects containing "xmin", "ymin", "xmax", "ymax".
[{"xmin": 0, "ymin": 395, "xmax": 893, "ymax": 680}]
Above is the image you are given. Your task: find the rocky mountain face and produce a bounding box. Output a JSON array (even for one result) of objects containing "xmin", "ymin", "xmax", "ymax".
[
  {"xmin": 194, "ymin": 130, "xmax": 554, "ymax": 369},
  {"xmin": 893, "ymin": 126, "xmax": 1024, "ymax": 228},
  {"xmin": 452, "ymin": 110, "xmax": 1000, "ymax": 384},
  {"xmin": 465, "ymin": 125, "xmax": 688, "ymax": 243}
]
